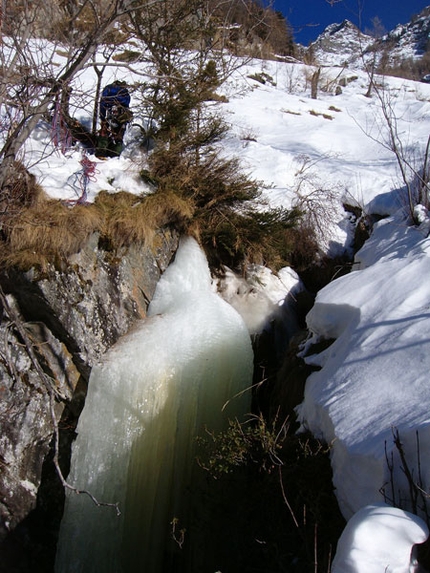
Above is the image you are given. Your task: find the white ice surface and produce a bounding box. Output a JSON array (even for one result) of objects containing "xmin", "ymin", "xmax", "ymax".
[{"xmin": 55, "ymin": 237, "xmax": 254, "ymax": 572}]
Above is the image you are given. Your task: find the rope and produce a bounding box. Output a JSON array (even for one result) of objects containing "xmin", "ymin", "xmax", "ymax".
[
  {"xmin": 50, "ymin": 94, "xmax": 99, "ymax": 205},
  {"xmin": 76, "ymin": 154, "xmax": 98, "ymax": 204},
  {"xmin": 65, "ymin": 152, "xmax": 99, "ymax": 206}
]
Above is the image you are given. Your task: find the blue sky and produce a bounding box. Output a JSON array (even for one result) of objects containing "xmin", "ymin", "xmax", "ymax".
[{"xmin": 271, "ymin": 0, "xmax": 430, "ymax": 45}]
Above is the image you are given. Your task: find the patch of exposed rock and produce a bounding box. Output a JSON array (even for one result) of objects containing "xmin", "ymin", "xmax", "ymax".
[{"xmin": 0, "ymin": 230, "xmax": 178, "ymax": 553}]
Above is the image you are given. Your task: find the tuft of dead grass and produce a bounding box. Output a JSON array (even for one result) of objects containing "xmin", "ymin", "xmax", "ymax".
[
  {"xmin": 0, "ymin": 161, "xmax": 45, "ymax": 216},
  {"xmin": 0, "ymin": 185, "xmax": 196, "ymax": 271},
  {"xmin": 1, "ymin": 198, "xmax": 102, "ymax": 269},
  {"xmin": 95, "ymin": 190, "xmax": 195, "ymax": 249}
]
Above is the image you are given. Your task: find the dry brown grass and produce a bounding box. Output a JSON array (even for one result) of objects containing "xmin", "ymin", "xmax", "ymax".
[
  {"xmin": 1, "ymin": 198, "xmax": 102, "ymax": 269},
  {"xmin": 0, "ymin": 147, "xmax": 304, "ymax": 275},
  {"xmin": 0, "ymin": 183, "xmax": 198, "ymax": 271},
  {"xmin": 95, "ymin": 190, "xmax": 195, "ymax": 249},
  {"xmin": 0, "ymin": 161, "xmax": 45, "ymax": 214}
]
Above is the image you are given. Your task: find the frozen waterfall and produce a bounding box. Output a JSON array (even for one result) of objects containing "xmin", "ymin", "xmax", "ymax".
[{"xmin": 55, "ymin": 236, "xmax": 254, "ymax": 572}]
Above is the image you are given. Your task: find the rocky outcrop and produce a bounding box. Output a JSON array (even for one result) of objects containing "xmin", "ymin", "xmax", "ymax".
[
  {"xmin": 309, "ymin": 20, "xmax": 374, "ymax": 67},
  {"xmin": 380, "ymin": 8, "xmax": 430, "ymax": 63},
  {"xmin": 0, "ymin": 230, "xmax": 178, "ymax": 546}
]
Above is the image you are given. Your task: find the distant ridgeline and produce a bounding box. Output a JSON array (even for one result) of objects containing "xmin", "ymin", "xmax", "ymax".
[{"xmin": 306, "ymin": 7, "xmax": 430, "ymax": 81}]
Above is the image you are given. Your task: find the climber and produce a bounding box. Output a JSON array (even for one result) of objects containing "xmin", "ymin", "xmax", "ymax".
[{"xmin": 96, "ymin": 80, "xmax": 133, "ymax": 158}]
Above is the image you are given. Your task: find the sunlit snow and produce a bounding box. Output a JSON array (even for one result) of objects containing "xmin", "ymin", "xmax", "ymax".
[{"xmin": 296, "ymin": 212, "xmax": 430, "ymax": 525}]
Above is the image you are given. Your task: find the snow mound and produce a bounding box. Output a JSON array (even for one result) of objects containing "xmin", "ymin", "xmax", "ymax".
[{"xmin": 332, "ymin": 503, "xmax": 428, "ymax": 573}]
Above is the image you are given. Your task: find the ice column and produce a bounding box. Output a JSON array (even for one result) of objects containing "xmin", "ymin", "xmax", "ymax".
[{"xmin": 55, "ymin": 236, "xmax": 254, "ymax": 572}]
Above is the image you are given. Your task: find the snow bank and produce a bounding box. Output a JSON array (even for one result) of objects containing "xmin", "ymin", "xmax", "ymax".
[
  {"xmin": 332, "ymin": 503, "xmax": 428, "ymax": 573},
  {"xmin": 297, "ymin": 214, "xmax": 430, "ymax": 521}
]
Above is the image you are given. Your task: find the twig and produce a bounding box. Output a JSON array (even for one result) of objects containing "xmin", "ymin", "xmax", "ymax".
[
  {"xmin": 314, "ymin": 523, "xmax": 318, "ymax": 573},
  {"xmin": 382, "ymin": 438, "xmax": 396, "ymax": 506},
  {"xmin": 278, "ymin": 465, "xmax": 299, "ymax": 529},
  {"xmin": 171, "ymin": 517, "xmax": 186, "ymax": 549},
  {"xmin": 415, "ymin": 431, "xmax": 430, "ymax": 524},
  {"xmin": 48, "ymin": 390, "xmax": 121, "ymax": 516},
  {"xmin": 392, "ymin": 427, "xmax": 417, "ymax": 514}
]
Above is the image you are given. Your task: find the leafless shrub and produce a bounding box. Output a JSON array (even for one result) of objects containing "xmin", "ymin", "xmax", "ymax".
[
  {"xmin": 356, "ymin": 83, "xmax": 430, "ymax": 221},
  {"xmin": 381, "ymin": 427, "xmax": 430, "ymax": 527},
  {"xmin": 291, "ymin": 154, "xmax": 343, "ymax": 249}
]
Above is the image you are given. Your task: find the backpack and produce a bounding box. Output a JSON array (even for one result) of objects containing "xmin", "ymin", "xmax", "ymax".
[
  {"xmin": 100, "ymin": 81, "xmax": 131, "ymax": 121},
  {"xmin": 105, "ymin": 105, "xmax": 134, "ymax": 139}
]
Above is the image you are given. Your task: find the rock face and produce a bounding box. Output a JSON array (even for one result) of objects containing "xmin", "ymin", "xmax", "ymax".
[
  {"xmin": 380, "ymin": 8, "xmax": 430, "ymax": 63},
  {"xmin": 309, "ymin": 20, "xmax": 374, "ymax": 67},
  {"xmin": 0, "ymin": 230, "xmax": 178, "ymax": 547}
]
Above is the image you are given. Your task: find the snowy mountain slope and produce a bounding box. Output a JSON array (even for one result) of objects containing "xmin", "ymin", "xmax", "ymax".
[{"xmin": 380, "ymin": 7, "xmax": 430, "ymax": 63}]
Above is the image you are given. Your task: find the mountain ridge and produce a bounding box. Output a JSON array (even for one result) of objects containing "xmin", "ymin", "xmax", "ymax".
[{"xmin": 307, "ymin": 5, "xmax": 430, "ymax": 75}]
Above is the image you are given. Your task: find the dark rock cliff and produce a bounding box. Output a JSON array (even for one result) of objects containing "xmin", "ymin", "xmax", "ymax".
[{"xmin": 0, "ymin": 230, "xmax": 178, "ymax": 568}]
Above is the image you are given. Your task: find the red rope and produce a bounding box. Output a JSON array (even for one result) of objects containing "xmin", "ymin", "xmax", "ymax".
[
  {"xmin": 76, "ymin": 155, "xmax": 98, "ymax": 204},
  {"xmin": 80, "ymin": 155, "xmax": 98, "ymax": 183},
  {"xmin": 64, "ymin": 153, "xmax": 99, "ymax": 206}
]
